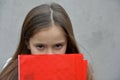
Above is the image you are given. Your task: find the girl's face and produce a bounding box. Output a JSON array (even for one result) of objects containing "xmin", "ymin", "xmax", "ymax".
[{"xmin": 28, "ymin": 24, "xmax": 67, "ymax": 54}]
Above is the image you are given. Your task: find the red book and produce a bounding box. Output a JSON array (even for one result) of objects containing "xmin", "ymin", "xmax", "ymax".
[{"xmin": 18, "ymin": 54, "xmax": 87, "ymax": 80}]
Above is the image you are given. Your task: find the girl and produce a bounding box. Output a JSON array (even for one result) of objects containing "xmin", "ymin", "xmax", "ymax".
[{"xmin": 0, "ymin": 3, "xmax": 94, "ymax": 80}]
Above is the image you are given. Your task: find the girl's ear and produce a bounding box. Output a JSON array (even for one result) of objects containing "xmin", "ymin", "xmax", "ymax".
[{"xmin": 25, "ymin": 40, "xmax": 30, "ymax": 49}]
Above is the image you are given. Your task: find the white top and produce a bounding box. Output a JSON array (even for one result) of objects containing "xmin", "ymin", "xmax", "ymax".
[{"xmin": 2, "ymin": 57, "xmax": 12, "ymax": 69}]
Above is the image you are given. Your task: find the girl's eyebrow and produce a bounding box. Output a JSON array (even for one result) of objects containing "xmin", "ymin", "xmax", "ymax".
[
  {"xmin": 34, "ymin": 43, "xmax": 44, "ymax": 45},
  {"xmin": 55, "ymin": 40, "xmax": 67, "ymax": 44}
]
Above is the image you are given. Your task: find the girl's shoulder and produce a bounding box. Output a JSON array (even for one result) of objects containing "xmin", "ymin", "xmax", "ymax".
[
  {"xmin": 87, "ymin": 63, "xmax": 94, "ymax": 80},
  {"xmin": 2, "ymin": 57, "xmax": 12, "ymax": 69}
]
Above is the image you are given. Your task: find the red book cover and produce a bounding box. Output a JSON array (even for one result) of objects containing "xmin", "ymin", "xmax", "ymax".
[{"xmin": 18, "ymin": 54, "xmax": 87, "ymax": 80}]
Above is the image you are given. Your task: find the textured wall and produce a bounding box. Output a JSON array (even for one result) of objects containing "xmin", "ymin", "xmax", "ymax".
[{"xmin": 0, "ymin": 0, "xmax": 120, "ymax": 80}]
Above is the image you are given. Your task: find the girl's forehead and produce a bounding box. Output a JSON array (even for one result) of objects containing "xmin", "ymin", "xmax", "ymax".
[{"xmin": 30, "ymin": 24, "xmax": 66, "ymax": 43}]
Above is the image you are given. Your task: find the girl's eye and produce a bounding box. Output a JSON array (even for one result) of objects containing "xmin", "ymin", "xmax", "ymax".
[
  {"xmin": 55, "ymin": 44, "xmax": 63, "ymax": 49},
  {"xmin": 36, "ymin": 44, "xmax": 45, "ymax": 49}
]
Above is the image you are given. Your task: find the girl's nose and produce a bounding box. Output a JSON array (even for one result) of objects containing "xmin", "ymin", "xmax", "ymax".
[{"xmin": 47, "ymin": 48, "xmax": 54, "ymax": 54}]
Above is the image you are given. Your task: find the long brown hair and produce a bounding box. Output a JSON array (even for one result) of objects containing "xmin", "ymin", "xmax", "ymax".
[{"xmin": 0, "ymin": 3, "xmax": 82, "ymax": 80}]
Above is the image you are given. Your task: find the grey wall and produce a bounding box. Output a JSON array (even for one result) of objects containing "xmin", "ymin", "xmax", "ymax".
[{"xmin": 0, "ymin": 0, "xmax": 120, "ymax": 80}]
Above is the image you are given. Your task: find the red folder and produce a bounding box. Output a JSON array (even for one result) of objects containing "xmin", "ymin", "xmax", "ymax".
[{"xmin": 18, "ymin": 54, "xmax": 87, "ymax": 80}]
